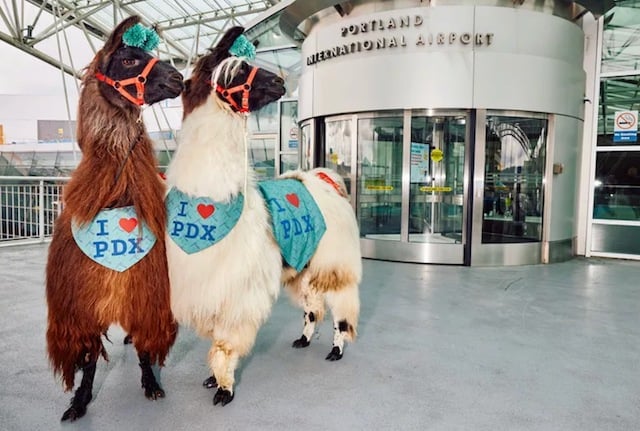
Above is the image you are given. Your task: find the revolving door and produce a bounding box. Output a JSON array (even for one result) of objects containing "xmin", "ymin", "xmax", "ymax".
[
  {"xmin": 322, "ymin": 110, "xmax": 470, "ymax": 264},
  {"xmin": 308, "ymin": 109, "xmax": 549, "ymax": 265}
]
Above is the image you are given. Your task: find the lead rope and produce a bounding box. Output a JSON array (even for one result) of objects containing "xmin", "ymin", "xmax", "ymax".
[{"xmin": 243, "ymin": 115, "xmax": 249, "ymax": 199}]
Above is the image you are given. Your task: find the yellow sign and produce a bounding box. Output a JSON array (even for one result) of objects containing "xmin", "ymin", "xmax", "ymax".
[
  {"xmin": 430, "ymin": 148, "xmax": 443, "ymax": 162},
  {"xmin": 419, "ymin": 186, "xmax": 452, "ymax": 192},
  {"xmin": 365, "ymin": 185, "xmax": 394, "ymax": 191}
]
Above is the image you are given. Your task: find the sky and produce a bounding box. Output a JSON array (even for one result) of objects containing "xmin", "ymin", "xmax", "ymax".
[
  {"xmin": 0, "ymin": 41, "xmax": 181, "ymax": 143},
  {"xmin": 0, "ymin": 37, "xmax": 81, "ymax": 96}
]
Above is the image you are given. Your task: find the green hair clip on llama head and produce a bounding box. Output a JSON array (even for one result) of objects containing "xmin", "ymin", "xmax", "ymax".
[
  {"xmin": 229, "ymin": 34, "xmax": 256, "ymax": 60},
  {"xmin": 122, "ymin": 23, "xmax": 160, "ymax": 52}
]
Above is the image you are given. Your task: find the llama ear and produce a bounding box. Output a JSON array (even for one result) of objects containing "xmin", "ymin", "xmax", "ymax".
[
  {"xmin": 103, "ymin": 16, "xmax": 142, "ymax": 55},
  {"xmin": 213, "ymin": 26, "xmax": 246, "ymax": 56}
]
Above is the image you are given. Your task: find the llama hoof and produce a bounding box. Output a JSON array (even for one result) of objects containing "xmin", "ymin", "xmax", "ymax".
[
  {"xmin": 144, "ymin": 386, "xmax": 165, "ymax": 400},
  {"xmin": 325, "ymin": 346, "xmax": 343, "ymax": 361},
  {"xmin": 123, "ymin": 334, "xmax": 132, "ymax": 344},
  {"xmin": 292, "ymin": 335, "xmax": 310, "ymax": 348},
  {"xmin": 213, "ymin": 388, "xmax": 234, "ymax": 406},
  {"xmin": 61, "ymin": 404, "xmax": 87, "ymax": 422},
  {"xmin": 203, "ymin": 376, "xmax": 217, "ymax": 389}
]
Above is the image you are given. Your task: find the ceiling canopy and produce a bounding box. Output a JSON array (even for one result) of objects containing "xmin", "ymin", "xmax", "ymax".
[{"xmin": 0, "ymin": 0, "xmax": 284, "ymax": 78}]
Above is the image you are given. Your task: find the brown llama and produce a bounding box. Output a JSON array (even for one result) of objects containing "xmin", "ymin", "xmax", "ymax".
[{"xmin": 46, "ymin": 16, "xmax": 182, "ymax": 421}]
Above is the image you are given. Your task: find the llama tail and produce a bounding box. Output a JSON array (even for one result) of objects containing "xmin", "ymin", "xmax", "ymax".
[{"xmin": 47, "ymin": 322, "xmax": 107, "ymax": 391}]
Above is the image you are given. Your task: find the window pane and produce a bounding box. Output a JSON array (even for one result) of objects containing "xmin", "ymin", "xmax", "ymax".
[
  {"xmin": 248, "ymin": 103, "xmax": 278, "ymax": 134},
  {"xmin": 597, "ymin": 76, "xmax": 640, "ymax": 145},
  {"xmin": 601, "ymin": 4, "xmax": 640, "ymax": 74},
  {"xmin": 593, "ymin": 151, "xmax": 640, "ymax": 220},
  {"xmin": 280, "ymin": 153, "xmax": 298, "ymax": 173},
  {"xmin": 249, "ymin": 138, "xmax": 275, "ymax": 181}
]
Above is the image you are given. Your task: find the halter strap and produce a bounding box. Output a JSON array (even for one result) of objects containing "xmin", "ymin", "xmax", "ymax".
[
  {"xmin": 316, "ymin": 171, "xmax": 347, "ymax": 198},
  {"xmin": 95, "ymin": 57, "xmax": 159, "ymax": 106},
  {"xmin": 214, "ymin": 66, "xmax": 259, "ymax": 113}
]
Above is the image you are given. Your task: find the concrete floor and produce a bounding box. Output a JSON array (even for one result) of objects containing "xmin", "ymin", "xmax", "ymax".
[{"xmin": 0, "ymin": 243, "xmax": 639, "ymax": 431}]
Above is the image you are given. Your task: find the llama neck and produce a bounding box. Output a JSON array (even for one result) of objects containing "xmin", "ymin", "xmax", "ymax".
[
  {"xmin": 76, "ymin": 83, "xmax": 144, "ymax": 163},
  {"xmin": 166, "ymin": 96, "xmax": 254, "ymax": 200},
  {"xmin": 64, "ymin": 84, "xmax": 163, "ymax": 226}
]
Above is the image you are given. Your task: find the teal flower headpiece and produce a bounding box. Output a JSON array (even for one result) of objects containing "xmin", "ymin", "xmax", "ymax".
[
  {"xmin": 229, "ymin": 34, "xmax": 256, "ymax": 60},
  {"xmin": 122, "ymin": 23, "xmax": 160, "ymax": 52}
]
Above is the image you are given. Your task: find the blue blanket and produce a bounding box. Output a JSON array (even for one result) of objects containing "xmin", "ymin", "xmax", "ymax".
[{"xmin": 258, "ymin": 179, "xmax": 326, "ymax": 271}]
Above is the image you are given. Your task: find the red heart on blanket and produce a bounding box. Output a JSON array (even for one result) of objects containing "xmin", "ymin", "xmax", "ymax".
[
  {"xmin": 119, "ymin": 218, "xmax": 138, "ymax": 233},
  {"xmin": 197, "ymin": 204, "xmax": 215, "ymax": 219},
  {"xmin": 285, "ymin": 193, "xmax": 300, "ymax": 208}
]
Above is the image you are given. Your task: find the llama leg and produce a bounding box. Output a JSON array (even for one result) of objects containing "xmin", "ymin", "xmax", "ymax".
[
  {"xmin": 208, "ymin": 340, "xmax": 240, "ymax": 406},
  {"xmin": 61, "ymin": 356, "xmax": 97, "ymax": 421},
  {"xmin": 291, "ymin": 272, "xmax": 325, "ymax": 348},
  {"xmin": 325, "ymin": 284, "xmax": 360, "ymax": 361},
  {"xmin": 138, "ymin": 352, "xmax": 165, "ymax": 400},
  {"xmin": 326, "ymin": 319, "xmax": 349, "ymax": 361}
]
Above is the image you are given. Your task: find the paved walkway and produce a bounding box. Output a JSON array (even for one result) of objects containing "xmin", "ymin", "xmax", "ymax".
[{"xmin": 0, "ymin": 243, "xmax": 639, "ymax": 430}]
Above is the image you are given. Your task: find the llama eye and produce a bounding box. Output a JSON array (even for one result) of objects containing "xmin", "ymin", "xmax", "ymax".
[{"xmin": 122, "ymin": 58, "xmax": 137, "ymax": 67}]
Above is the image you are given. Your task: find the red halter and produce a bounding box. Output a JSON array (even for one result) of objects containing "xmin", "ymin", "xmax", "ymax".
[
  {"xmin": 95, "ymin": 57, "xmax": 159, "ymax": 106},
  {"xmin": 214, "ymin": 66, "xmax": 259, "ymax": 113},
  {"xmin": 316, "ymin": 171, "xmax": 348, "ymax": 198}
]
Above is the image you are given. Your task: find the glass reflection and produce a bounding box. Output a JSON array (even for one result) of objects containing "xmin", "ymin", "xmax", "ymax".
[{"xmin": 482, "ymin": 116, "xmax": 547, "ymax": 243}]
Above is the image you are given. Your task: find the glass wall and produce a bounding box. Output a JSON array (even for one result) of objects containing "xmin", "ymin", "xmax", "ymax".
[
  {"xmin": 247, "ymin": 99, "xmax": 300, "ymax": 180},
  {"xmin": 482, "ymin": 115, "xmax": 547, "ymax": 243},
  {"xmin": 590, "ymin": 1, "xmax": 640, "ymax": 257}
]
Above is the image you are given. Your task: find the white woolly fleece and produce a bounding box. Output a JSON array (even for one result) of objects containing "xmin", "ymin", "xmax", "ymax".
[{"xmin": 165, "ymin": 95, "xmax": 281, "ymax": 352}]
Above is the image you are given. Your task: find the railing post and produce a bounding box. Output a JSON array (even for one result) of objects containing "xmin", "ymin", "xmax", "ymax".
[{"xmin": 39, "ymin": 180, "xmax": 45, "ymax": 242}]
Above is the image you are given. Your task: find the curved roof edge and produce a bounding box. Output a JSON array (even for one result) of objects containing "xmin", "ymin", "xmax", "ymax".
[{"xmin": 278, "ymin": 0, "xmax": 616, "ymax": 41}]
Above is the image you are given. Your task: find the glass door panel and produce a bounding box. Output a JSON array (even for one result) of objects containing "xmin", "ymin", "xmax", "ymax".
[
  {"xmin": 482, "ymin": 115, "xmax": 547, "ymax": 243},
  {"xmin": 409, "ymin": 116, "xmax": 465, "ymax": 244},
  {"xmin": 325, "ymin": 118, "xmax": 354, "ymax": 196},
  {"xmin": 357, "ymin": 116, "xmax": 404, "ymax": 241}
]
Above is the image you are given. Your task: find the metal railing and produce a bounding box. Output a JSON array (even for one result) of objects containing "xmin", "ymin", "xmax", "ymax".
[{"xmin": 0, "ymin": 176, "xmax": 69, "ymax": 246}]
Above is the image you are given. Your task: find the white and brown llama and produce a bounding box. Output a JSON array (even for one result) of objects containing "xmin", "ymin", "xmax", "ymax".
[
  {"xmin": 46, "ymin": 16, "xmax": 182, "ymax": 421},
  {"xmin": 164, "ymin": 27, "xmax": 361, "ymax": 406}
]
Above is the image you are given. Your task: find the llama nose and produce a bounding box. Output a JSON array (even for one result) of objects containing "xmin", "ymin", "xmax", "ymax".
[{"xmin": 273, "ymin": 76, "xmax": 285, "ymax": 85}]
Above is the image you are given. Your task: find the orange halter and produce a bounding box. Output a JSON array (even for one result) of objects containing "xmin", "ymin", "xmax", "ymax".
[
  {"xmin": 214, "ymin": 66, "xmax": 259, "ymax": 113},
  {"xmin": 95, "ymin": 57, "xmax": 159, "ymax": 106}
]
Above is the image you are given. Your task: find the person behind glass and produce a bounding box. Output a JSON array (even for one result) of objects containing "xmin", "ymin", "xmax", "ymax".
[{"xmin": 624, "ymin": 166, "xmax": 640, "ymax": 218}]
